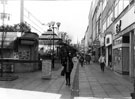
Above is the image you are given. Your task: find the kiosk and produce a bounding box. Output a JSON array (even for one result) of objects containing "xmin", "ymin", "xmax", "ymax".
[{"xmin": 0, "ymin": 32, "xmax": 39, "ymax": 73}]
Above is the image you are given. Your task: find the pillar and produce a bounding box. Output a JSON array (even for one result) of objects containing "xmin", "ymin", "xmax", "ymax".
[
  {"xmin": 20, "ymin": 0, "xmax": 24, "ymax": 23},
  {"xmin": 129, "ymin": 31, "xmax": 134, "ymax": 77}
]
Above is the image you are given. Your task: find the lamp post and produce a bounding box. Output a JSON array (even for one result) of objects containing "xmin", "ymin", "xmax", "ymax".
[
  {"xmin": 50, "ymin": 21, "xmax": 61, "ymax": 69},
  {"xmin": 0, "ymin": 0, "xmax": 7, "ymax": 77}
]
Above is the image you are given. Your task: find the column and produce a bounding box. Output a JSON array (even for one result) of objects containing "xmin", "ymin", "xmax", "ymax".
[
  {"xmin": 106, "ymin": 47, "xmax": 108, "ymax": 67},
  {"xmin": 20, "ymin": 0, "xmax": 24, "ymax": 23},
  {"xmin": 129, "ymin": 31, "xmax": 134, "ymax": 77}
]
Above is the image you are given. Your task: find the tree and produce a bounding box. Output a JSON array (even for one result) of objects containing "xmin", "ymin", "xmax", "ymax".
[{"xmin": 0, "ymin": 22, "xmax": 31, "ymax": 32}]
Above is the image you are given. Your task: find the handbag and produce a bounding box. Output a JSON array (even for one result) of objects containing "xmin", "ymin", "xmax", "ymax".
[{"xmin": 61, "ymin": 68, "xmax": 65, "ymax": 76}]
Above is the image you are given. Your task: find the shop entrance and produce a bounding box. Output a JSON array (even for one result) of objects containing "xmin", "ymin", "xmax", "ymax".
[{"xmin": 108, "ymin": 45, "xmax": 112, "ymax": 68}]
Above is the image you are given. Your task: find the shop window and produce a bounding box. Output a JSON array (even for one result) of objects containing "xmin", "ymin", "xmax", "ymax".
[
  {"xmin": 123, "ymin": 36, "xmax": 129, "ymax": 43},
  {"xmin": 103, "ymin": 0, "xmax": 107, "ymax": 11},
  {"xmin": 110, "ymin": 12, "xmax": 113, "ymax": 24},
  {"xmin": 115, "ymin": 0, "xmax": 119, "ymax": 5},
  {"xmin": 114, "ymin": 0, "xmax": 129, "ymax": 19},
  {"xmin": 107, "ymin": 38, "xmax": 110, "ymax": 44},
  {"xmin": 107, "ymin": 17, "xmax": 109, "ymax": 27},
  {"xmin": 115, "ymin": 4, "xmax": 118, "ymax": 18},
  {"xmin": 124, "ymin": 0, "xmax": 129, "ymax": 9},
  {"xmin": 119, "ymin": 0, "xmax": 123, "ymax": 14},
  {"xmin": 103, "ymin": 21, "xmax": 106, "ymax": 33}
]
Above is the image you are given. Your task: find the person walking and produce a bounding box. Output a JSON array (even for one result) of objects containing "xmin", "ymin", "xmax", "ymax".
[
  {"xmin": 64, "ymin": 51, "xmax": 74, "ymax": 86},
  {"xmin": 98, "ymin": 54, "xmax": 106, "ymax": 72},
  {"xmin": 79, "ymin": 55, "xmax": 84, "ymax": 67},
  {"xmin": 85, "ymin": 54, "xmax": 91, "ymax": 64}
]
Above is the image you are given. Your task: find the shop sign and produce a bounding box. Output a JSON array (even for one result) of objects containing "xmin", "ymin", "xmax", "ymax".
[
  {"xmin": 113, "ymin": 37, "xmax": 122, "ymax": 46},
  {"xmin": 93, "ymin": 40, "xmax": 100, "ymax": 48},
  {"xmin": 115, "ymin": 6, "xmax": 135, "ymax": 35},
  {"xmin": 21, "ymin": 40, "xmax": 35, "ymax": 45},
  {"xmin": 100, "ymin": 37, "xmax": 104, "ymax": 46},
  {"xmin": 115, "ymin": 20, "xmax": 122, "ymax": 34},
  {"xmin": 105, "ymin": 34, "xmax": 112, "ymax": 46}
]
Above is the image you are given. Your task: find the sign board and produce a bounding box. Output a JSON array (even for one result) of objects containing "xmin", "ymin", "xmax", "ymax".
[
  {"xmin": 113, "ymin": 37, "xmax": 122, "ymax": 46},
  {"xmin": 42, "ymin": 60, "xmax": 52, "ymax": 79},
  {"xmin": 114, "ymin": 6, "xmax": 135, "ymax": 35},
  {"xmin": 21, "ymin": 40, "xmax": 35, "ymax": 45},
  {"xmin": 105, "ymin": 34, "xmax": 112, "ymax": 46}
]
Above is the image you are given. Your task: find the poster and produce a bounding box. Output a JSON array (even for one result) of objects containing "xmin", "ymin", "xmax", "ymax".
[{"xmin": 42, "ymin": 60, "xmax": 52, "ymax": 79}]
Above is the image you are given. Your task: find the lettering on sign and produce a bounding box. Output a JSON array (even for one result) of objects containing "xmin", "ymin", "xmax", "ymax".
[
  {"xmin": 113, "ymin": 37, "xmax": 122, "ymax": 46},
  {"xmin": 116, "ymin": 20, "xmax": 122, "ymax": 34}
]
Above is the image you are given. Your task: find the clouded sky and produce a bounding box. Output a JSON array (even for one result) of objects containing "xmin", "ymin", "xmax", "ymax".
[{"xmin": 0, "ymin": 0, "xmax": 91, "ymax": 44}]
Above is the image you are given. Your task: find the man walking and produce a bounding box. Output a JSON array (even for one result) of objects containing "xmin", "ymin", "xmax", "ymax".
[{"xmin": 98, "ymin": 54, "xmax": 106, "ymax": 72}]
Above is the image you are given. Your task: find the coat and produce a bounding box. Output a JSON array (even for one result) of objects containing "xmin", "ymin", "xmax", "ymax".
[{"xmin": 63, "ymin": 54, "xmax": 73, "ymax": 73}]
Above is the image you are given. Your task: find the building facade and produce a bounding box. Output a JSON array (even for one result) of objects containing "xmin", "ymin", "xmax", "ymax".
[
  {"xmin": 87, "ymin": 0, "xmax": 135, "ymax": 77},
  {"xmin": 84, "ymin": 2, "xmax": 94, "ymax": 54}
]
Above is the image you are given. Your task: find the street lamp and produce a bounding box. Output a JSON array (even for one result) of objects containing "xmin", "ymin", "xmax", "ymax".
[
  {"xmin": 50, "ymin": 21, "xmax": 61, "ymax": 69},
  {"xmin": 0, "ymin": 0, "xmax": 7, "ymax": 77}
]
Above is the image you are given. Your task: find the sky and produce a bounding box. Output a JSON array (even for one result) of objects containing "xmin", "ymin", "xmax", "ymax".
[{"xmin": 0, "ymin": 0, "xmax": 91, "ymax": 44}]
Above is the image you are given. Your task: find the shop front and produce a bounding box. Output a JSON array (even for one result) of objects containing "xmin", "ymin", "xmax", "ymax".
[
  {"xmin": 99, "ymin": 33, "xmax": 105, "ymax": 58},
  {"xmin": 112, "ymin": 5, "xmax": 135, "ymax": 76},
  {"xmin": 113, "ymin": 36, "xmax": 129, "ymax": 74},
  {"xmin": 92, "ymin": 40, "xmax": 100, "ymax": 62}
]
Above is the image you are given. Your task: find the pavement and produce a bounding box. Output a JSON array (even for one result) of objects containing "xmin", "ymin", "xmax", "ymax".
[
  {"xmin": 0, "ymin": 61, "xmax": 78, "ymax": 99},
  {"xmin": 0, "ymin": 61, "xmax": 133, "ymax": 99},
  {"xmin": 75, "ymin": 63, "xmax": 133, "ymax": 99}
]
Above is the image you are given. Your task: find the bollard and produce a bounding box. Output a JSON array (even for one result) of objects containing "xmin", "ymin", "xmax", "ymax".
[{"xmin": 131, "ymin": 78, "xmax": 135, "ymax": 99}]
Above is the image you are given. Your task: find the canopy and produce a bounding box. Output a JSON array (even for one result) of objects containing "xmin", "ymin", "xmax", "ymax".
[{"xmin": 39, "ymin": 29, "xmax": 62, "ymax": 45}]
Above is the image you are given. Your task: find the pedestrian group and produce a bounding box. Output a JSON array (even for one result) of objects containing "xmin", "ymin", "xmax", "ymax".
[{"xmin": 60, "ymin": 44, "xmax": 106, "ymax": 86}]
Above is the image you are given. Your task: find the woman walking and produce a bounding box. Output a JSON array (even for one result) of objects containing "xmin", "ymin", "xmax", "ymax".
[{"xmin": 64, "ymin": 51, "xmax": 74, "ymax": 86}]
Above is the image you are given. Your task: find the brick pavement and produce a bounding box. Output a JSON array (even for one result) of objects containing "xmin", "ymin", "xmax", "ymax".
[{"xmin": 75, "ymin": 63, "xmax": 133, "ymax": 99}]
